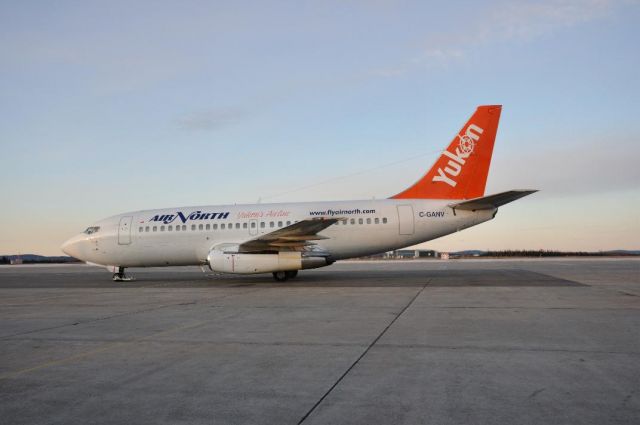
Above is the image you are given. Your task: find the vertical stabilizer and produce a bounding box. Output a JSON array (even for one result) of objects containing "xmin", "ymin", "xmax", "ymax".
[{"xmin": 391, "ymin": 105, "xmax": 502, "ymax": 200}]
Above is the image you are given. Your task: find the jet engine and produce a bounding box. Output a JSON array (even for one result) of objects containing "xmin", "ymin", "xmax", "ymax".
[{"xmin": 207, "ymin": 249, "xmax": 328, "ymax": 274}]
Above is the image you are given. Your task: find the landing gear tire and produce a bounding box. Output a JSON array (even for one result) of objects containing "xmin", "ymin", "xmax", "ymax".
[
  {"xmin": 285, "ymin": 270, "xmax": 298, "ymax": 279},
  {"xmin": 272, "ymin": 271, "xmax": 288, "ymax": 282},
  {"xmin": 112, "ymin": 267, "xmax": 135, "ymax": 282}
]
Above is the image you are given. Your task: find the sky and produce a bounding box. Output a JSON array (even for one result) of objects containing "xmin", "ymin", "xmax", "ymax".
[{"xmin": 1, "ymin": 0, "xmax": 639, "ymax": 255}]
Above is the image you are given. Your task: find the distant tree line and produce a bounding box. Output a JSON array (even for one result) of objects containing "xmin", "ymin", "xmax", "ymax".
[
  {"xmin": 467, "ymin": 250, "xmax": 615, "ymax": 258},
  {"xmin": 0, "ymin": 256, "xmax": 82, "ymax": 264},
  {"xmin": 22, "ymin": 258, "xmax": 82, "ymax": 264}
]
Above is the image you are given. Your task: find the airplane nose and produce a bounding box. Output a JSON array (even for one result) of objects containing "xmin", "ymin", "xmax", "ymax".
[{"xmin": 61, "ymin": 235, "xmax": 84, "ymax": 260}]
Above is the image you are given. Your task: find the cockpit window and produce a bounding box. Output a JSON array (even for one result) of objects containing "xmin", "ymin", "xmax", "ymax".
[{"xmin": 83, "ymin": 226, "xmax": 100, "ymax": 235}]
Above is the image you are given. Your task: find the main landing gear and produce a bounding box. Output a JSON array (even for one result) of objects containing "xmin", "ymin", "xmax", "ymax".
[
  {"xmin": 272, "ymin": 270, "xmax": 298, "ymax": 282},
  {"xmin": 112, "ymin": 266, "xmax": 135, "ymax": 282}
]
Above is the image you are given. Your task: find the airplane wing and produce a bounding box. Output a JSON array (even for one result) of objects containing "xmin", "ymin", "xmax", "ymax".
[
  {"xmin": 237, "ymin": 217, "xmax": 341, "ymax": 253},
  {"xmin": 449, "ymin": 190, "xmax": 537, "ymax": 211}
]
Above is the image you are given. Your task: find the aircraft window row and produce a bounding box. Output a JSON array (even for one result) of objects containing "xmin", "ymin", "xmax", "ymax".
[
  {"xmin": 340, "ymin": 217, "xmax": 387, "ymax": 225},
  {"xmin": 138, "ymin": 218, "xmax": 388, "ymax": 233}
]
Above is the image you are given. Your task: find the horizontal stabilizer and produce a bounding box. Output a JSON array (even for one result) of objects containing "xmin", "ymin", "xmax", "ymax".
[{"xmin": 449, "ymin": 190, "xmax": 537, "ymax": 211}]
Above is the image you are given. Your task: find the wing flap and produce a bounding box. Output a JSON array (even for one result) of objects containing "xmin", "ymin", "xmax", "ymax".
[
  {"xmin": 268, "ymin": 241, "xmax": 317, "ymax": 248},
  {"xmin": 279, "ymin": 235, "xmax": 329, "ymax": 241}
]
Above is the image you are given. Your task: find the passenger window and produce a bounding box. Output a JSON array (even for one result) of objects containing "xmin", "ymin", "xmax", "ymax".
[
  {"xmin": 168, "ymin": 225, "xmax": 173, "ymax": 231},
  {"xmin": 213, "ymin": 224, "xmax": 218, "ymax": 230},
  {"xmin": 366, "ymin": 218, "xmax": 371, "ymax": 224},
  {"xmin": 160, "ymin": 225, "xmax": 165, "ymax": 231},
  {"xmin": 197, "ymin": 224, "xmax": 202, "ymax": 230},
  {"xmin": 206, "ymin": 224, "xmax": 210, "ymax": 230},
  {"xmin": 251, "ymin": 222, "xmax": 256, "ymax": 228},
  {"xmin": 260, "ymin": 222, "xmax": 265, "ymax": 228},
  {"xmin": 138, "ymin": 227, "xmax": 143, "ymax": 232},
  {"xmin": 270, "ymin": 222, "xmax": 274, "ymax": 228},
  {"xmin": 182, "ymin": 225, "xmax": 187, "ymax": 231},
  {"xmin": 176, "ymin": 225, "xmax": 180, "ymax": 232},
  {"xmin": 236, "ymin": 223, "xmax": 240, "ymax": 229},
  {"xmin": 191, "ymin": 224, "xmax": 196, "ymax": 231},
  {"xmin": 383, "ymin": 217, "xmax": 388, "ymax": 224},
  {"xmin": 350, "ymin": 219, "xmax": 355, "ymax": 225},
  {"xmin": 278, "ymin": 221, "xmax": 282, "ymax": 227},
  {"xmin": 375, "ymin": 218, "xmax": 379, "ymax": 224},
  {"xmin": 243, "ymin": 223, "xmax": 247, "ymax": 229},
  {"xmin": 358, "ymin": 218, "xmax": 363, "ymax": 225},
  {"xmin": 286, "ymin": 221, "xmax": 291, "ymax": 226},
  {"xmin": 145, "ymin": 226, "xmax": 149, "ymax": 232},
  {"xmin": 153, "ymin": 226, "xmax": 157, "ymax": 232},
  {"xmin": 221, "ymin": 224, "xmax": 225, "ymax": 229}
]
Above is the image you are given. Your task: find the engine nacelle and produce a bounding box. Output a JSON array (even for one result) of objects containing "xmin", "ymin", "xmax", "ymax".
[{"xmin": 207, "ymin": 250, "xmax": 328, "ymax": 274}]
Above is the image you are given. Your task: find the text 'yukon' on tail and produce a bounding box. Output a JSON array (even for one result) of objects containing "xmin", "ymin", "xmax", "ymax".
[{"xmin": 391, "ymin": 105, "xmax": 502, "ymax": 200}]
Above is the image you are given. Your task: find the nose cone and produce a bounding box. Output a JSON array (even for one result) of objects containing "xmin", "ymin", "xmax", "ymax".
[{"xmin": 61, "ymin": 235, "xmax": 86, "ymax": 260}]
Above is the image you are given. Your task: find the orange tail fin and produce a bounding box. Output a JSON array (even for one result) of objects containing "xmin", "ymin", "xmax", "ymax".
[{"xmin": 391, "ymin": 105, "xmax": 502, "ymax": 200}]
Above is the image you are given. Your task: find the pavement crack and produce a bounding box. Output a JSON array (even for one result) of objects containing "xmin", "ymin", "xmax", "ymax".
[
  {"xmin": 621, "ymin": 389, "xmax": 636, "ymax": 408},
  {"xmin": 0, "ymin": 320, "xmax": 208, "ymax": 381},
  {"xmin": 529, "ymin": 388, "xmax": 545, "ymax": 399},
  {"xmin": 0, "ymin": 301, "xmax": 198, "ymax": 340},
  {"xmin": 375, "ymin": 343, "xmax": 640, "ymax": 356},
  {"xmin": 0, "ymin": 287, "xmax": 264, "ymax": 340},
  {"xmin": 296, "ymin": 281, "xmax": 429, "ymax": 424}
]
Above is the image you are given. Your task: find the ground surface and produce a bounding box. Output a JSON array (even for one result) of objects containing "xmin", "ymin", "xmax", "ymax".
[{"xmin": 1, "ymin": 259, "xmax": 639, "ymax": 425}]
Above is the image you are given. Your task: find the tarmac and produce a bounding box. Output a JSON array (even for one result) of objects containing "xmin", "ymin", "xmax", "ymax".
[{"xmin": 0, "ymin": 258, "xmax": 639, "ymax": 425}]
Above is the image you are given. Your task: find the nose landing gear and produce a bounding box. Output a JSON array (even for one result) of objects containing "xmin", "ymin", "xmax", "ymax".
[
  {"xmin": 112, "ymin": 267, "xmax": 135, "ymax": 282},
  {"xmin": 272, "ymin": 270, "xmax": 298, "ymax": 282}
]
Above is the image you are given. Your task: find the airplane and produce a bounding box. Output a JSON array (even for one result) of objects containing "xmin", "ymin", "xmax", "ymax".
[{"xmin": 62, "ymin": 105, "xmax": 536, "ymax": 282}]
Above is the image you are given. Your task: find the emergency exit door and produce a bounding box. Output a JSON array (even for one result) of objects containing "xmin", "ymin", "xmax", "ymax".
[{"xmin": 249, "ymin": 219, "xmax": 258, "ymax": 236}]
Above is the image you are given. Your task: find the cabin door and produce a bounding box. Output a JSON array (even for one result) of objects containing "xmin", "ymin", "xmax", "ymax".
[
  {"xmin": 118, "ymin": 216, "xmax": 133, "ymax": 245},
  {"xmin": 397, "ymin": 205, "xmax": 415, "ymax": 235}
]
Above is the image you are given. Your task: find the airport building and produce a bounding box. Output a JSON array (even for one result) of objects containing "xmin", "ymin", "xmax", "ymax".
[{"xmin": 362, "ymin": 249, "xmax": 441, "ymax": 259}]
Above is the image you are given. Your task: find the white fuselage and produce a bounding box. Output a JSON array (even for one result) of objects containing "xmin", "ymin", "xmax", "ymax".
[{"xmin": 62, "ymin": 199, "xmax": 495, "ymax": 269}]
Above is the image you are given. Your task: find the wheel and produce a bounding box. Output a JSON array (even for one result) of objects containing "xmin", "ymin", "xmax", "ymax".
[
  {"xmin": 272, "ymin": 271, "xmax": 288, "ymax": 282},
  {"xmin": 112, "ymin": 268, "xmax": 134, "ymax": 282},
  {"xmin": 285, "ymin": 270, "xmax": 298, "ymax": 279}
]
